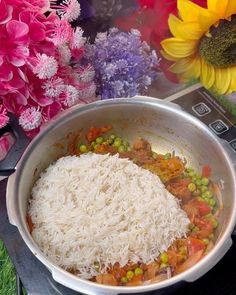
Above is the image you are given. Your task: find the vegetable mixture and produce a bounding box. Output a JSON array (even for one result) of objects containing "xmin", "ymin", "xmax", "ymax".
[
  {"xmin": 66, "ymin": 125, "xmax": 222, "ymax": 286},
  {"xmin": 28, "ymin": 125, "xmax": 222, "ymax": 287}
]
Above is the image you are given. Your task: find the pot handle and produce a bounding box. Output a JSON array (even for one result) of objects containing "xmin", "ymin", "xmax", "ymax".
[
  {"xmin": 184, "ymin": 237, "xmax": 232, "ymax": 282},
  {"xmin": 133, "ymin": 95, "xmax": 183, "ymax": 111},
  {"xmin": 0, "ymin": 114, "xmax": 30, "ymax": 177},
  {"xmin": 6, "ymin": 172, "xmax": 17, "ymax": 226},
  {"xmin": 51, "ymin": 269, "xmax": 118, "ymax": 295},
  {"xmin": 220, "ymin": 139, "xmax": 236, "ymax": 235}
]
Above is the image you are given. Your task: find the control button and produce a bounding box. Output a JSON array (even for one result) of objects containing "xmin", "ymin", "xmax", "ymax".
[
  {"xmin": 192, "ymin": 102, "xmax": 211, "ymax": 117},
  {"xmin": 229, "ymin": 139, "xmax": 236, "ymax": 152},
  {"xmin": 209, "ymin": 120, "xmax": 229, "ymax": 135}
]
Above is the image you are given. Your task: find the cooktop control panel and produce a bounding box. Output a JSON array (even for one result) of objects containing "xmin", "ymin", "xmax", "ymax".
[{"xmin": 165, "ymin": 85, "xmax": 236, "ymax": 154}]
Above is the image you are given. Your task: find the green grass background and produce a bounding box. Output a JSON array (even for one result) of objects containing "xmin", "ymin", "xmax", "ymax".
[{"xmin": 0, "ymin": 240, "xmax": 27, "ymax": 295}]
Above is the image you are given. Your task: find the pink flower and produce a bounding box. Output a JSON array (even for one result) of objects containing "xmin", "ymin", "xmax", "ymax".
[
  {"xmin": 51, "ymin": 0, "xmax": 81, "ymax": 22},
  {"xmin": 0, "ymin": 132, "xmax": 15, "ymax": 161},
  {"xmin": 0, "ymin": 20, "xmax": 29, "ymax": 67},
  {"xmin": 0, "ymin": 0, "xmax": 97, "ymax": 137},
  {"xmin": 0, "ymin": 0, "xmax": 13, "ymax": 25},
  {"xmin": 19, "ymin": 107, "xmax": 42, "ymax": 131},
  {"xmin": 0, "ymin": 104, "xmax": 9, "ymax": 128}
]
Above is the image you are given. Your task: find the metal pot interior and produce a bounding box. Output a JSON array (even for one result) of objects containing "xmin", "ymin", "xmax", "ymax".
[{"xmin": 13, "ymin": 98, "xmax": 236, "ymax": 291}]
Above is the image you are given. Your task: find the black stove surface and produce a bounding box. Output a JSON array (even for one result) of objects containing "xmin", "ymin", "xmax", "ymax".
[{"xmin": 0, "ymin": 177, "xmax": 236, "ymax": 295}]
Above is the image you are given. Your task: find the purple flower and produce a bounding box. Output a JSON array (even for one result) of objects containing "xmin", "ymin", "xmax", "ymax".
[{"xmin": 86, "ymin": 28, "xmax": 160, "ymax": 99}]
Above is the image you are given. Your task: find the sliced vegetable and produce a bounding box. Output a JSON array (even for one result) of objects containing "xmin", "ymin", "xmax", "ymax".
[
  {"xmin": 202, "ymin": 165, "xmax": 211, "ymax": 178},
  {"xmin": 177, "ymin": 250, "xmax": 204, "ymax": 273}
]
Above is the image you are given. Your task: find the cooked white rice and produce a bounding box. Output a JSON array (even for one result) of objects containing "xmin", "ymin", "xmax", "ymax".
[{"xmin": 29, "ymin": 153, "xmax": 189, "ymax": 279}]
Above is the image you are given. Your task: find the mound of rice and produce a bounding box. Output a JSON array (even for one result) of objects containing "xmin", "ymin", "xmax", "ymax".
[{"xmin": 29, "ymin": 153, "xmax": 189, "ymax": 279}]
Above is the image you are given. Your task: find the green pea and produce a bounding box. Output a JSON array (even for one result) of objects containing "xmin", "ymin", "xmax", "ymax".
[
  {"xmin": 164, "ymin": 153, "xmax": 171, "ymax": 160},
  {"xmin": 208, "ymin": 199, "xmax": 216, "ymax": 207},
  {"xmin": 121, "ymin": 277, "xmax": 128, "ymax": 283},
  {"xmin": 195, "ymin": 174, "xmax": 201, "ymax": 180},
  {"xmin": 126, "ymin": 270, "xmax": 134, "ymax": 280},
  {"xmin": 123, "ymin": 140, "xmax": 130, "ymax": 147},
  {"xmin": 188, "ymin": 171, "xmax": 195, "ymax": 177},
  {"xmin": 201, "ymin": 186, "xmax": 208, "ymax": 193},
  {"xmin": 134, "ymin": 267, "xmax": 143, "ymax": 276},
  {"xmin": 195, "ymin": 179, "xmax": 202, "ymax": 187},
  {"xmin": 206, "ymin": 213, "xmax": 213, "ymax": 219},
  {"xmin": 118, "ymin": 145, "xmax": 127, "ymax": 153},
  {"xmin": 201, "ymin": 177, "xmax": 209, "ymax": 186},
  {"xmin": 186, "ymin": 168, "xmax": 194, "ymax": 173},
  {"xmin": 96, "ymin": 137, "xmax": 104, "ymax": 144},
  {"xmin": 107, "ymin": 138, "xmax": 114, "ymax": 145},
  {"xmin": 79, "ymin": 144, "xmax": 87, "ymax": 153},
  {"xmin": 201, "ymin": 192, "xmax": 209, "ymax": 200},
  {"xmin": 113, "ymin": 138, "xmax": 122, "ymax": 147},
  {"xmin": 91, "ymin": 141, "xmax": 96, "ymax": 148},
  {"xmin": 109, "ymin": 134, "xmax": 116, "ymax": 140},
  {"xmin": 188, "ymin": 183, "xmax": 196, "ymax": 192},
  {"xmin": 192, "ymin": 177, "xmax": 197, "ymax": 183},
  {"xmin": 205, "ymin": 191, "xmax": 213, "ymax": 198},
  {"xmin": 211, "ymin": 218, "xmax": 218, "ymax": 228},
  {"xmin": 160, "ymin": 252, "xmax": 169, "ymax": 264},
  {"xmin": 202, "ymin": 238, "xmax": 209, "ymax": 245}
]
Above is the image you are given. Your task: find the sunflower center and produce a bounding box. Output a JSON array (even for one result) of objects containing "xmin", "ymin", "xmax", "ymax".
[{"xmin": 199, "ymin": 15, "xmax": 236, "ymax": 68}]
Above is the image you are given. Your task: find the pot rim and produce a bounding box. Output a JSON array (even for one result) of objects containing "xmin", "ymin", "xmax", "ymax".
[{"xmin": 11, "ymin": 96, "xmax": 236, "ymax": 293}]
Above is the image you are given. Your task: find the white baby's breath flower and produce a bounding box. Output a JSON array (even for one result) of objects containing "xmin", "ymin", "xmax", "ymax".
[
  {"xmin": 19, "ymin": 107, "xmax": 42, "ymax": 131},
  {"xmin": 62, "ymin": 85, "xmax": 79, "ymax": 107},
  {"xmin": 51, "ymin": 0, "xmax": 81, "ymax": 22},
  {"xmin": 71, "ymin": 27, "xmax": 85, "ymax": 49},
  {"xmin": 33, "ymin": 54, "xmax": 58, "ymax": 79},
  {"xmin": 42, "ymin": 77, "xmax": 65, "ymax": 97},
  {"xmin": 58, "ymin": 44, "xmax": 72, "ymax": 65}
]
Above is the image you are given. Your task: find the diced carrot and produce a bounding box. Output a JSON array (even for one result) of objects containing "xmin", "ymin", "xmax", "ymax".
[
  {"xmin": 96, "ymin": 274, "xmax": 117, "ymax": 286},
  {"xmin": 26, "ymin": 214, "xmax": 34, "ymax": 233},
  {"xmin": 197, "ymin": 201, "xmax": 211, "ymax": 216},
  {"xmin": 202, "ymin": 165, "xmax": 211, "ymax": 178},
  {"xmin": 86, "ymin": 125, "xmax": 112, "ymax": 142},
  {"xmin": 187, "ymin": 237, "xmax": 205, "ymax": 256}
]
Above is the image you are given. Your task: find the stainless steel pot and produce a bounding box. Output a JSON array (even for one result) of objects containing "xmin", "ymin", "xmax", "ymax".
[{"xmin": 6, "ymin": 97, "xmax": 236, "ymax": 295}]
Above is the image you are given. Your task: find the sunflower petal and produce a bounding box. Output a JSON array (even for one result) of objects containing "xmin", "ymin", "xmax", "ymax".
[
  {"xmin": 225, "ymin": 2, "xmax": 236, "ymax": 18},
  {"xmin": 178, "ymin": 0, "xmax": 202, "ymax": 22},
  {"xmin": 214, "ymin": 68, "xmax": 231, "ymax": 94},
  {"xmin": 207, "ymin": 0, "xmax": 229, "ymax": 18},
  {"xmin": 229, "ymin": 66, "xmax": 236, "ymax": 92},
  {"xmin": 168, "ymin": 14, "xmax": 203, "ymax": 40},
  {"xmin": 169, "ymin": 57, "xmax": 194, "ymax": 74},
  {"xmin": 200, "ymin": 59, "xmax": 215, "ymax": 89},
  {"xmin": 160, "ymin": 50, "xmax": 179, "ymax": 62},
  {"xmin": 161, "ymin": 38, "xmax": 197, "ymax": 58},
  {"xmin": 197, "ymin": 9, "xmax": 219, "ymax": 31},
  {"xmin": 178, "ymin": 56, "xmax": 201, "ymax": 82}
]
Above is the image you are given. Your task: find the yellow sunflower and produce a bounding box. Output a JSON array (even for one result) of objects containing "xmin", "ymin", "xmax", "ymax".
[{"xmin": 161, "ymin": 0, "xmax": 236, "ymax": 94}]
